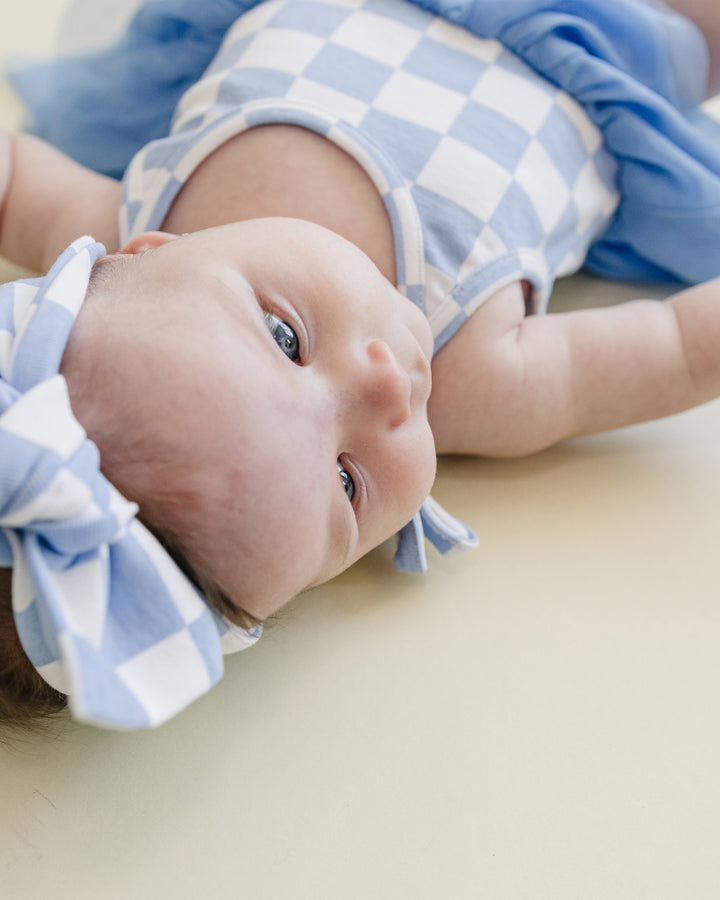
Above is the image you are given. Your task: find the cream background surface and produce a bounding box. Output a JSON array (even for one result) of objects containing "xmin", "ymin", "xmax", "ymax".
[{"xmin": 2, "ymin": 3, "xmax": 720, "ymax": 898}]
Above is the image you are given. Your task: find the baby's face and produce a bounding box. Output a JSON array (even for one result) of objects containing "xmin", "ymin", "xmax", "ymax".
[{"xmin": 112, "ymin": 219, "xmax": 436, "ymax": 618}]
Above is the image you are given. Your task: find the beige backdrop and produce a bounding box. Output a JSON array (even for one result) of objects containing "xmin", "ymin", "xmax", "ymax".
[{"xmin": 2, "ymin": 4, "xmax": 720, "ymax": 899}]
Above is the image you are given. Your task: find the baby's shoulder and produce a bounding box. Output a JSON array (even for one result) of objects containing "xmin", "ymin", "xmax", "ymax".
[{"xmin": 428, "ymin": 279, "xmax": 529, "ymax": 447}]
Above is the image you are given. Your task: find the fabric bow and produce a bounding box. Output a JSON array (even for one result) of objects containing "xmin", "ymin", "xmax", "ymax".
[{"xmin": 0, "ymin": 236, "xmax": 261, "ymax": 730}]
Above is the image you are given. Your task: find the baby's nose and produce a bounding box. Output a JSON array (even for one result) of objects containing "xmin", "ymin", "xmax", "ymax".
[{"xmin": 356, "ymin": 339, "xmax": 412, "ymax": 428}]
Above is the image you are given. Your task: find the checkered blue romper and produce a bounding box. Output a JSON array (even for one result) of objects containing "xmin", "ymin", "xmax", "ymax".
[{"xmin": 121, "ymin": 0, "xmax": 620, "ymax": 353}]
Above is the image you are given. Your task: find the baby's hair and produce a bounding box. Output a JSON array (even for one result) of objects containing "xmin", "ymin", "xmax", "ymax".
[
  {"xmin": 156, "ymin": 530, "xmax": 262, "ymax": 633},
  {"xmin": 0, "ymin": 544, "xmax": 258, "ymax": 733},
  {"xmin": 0, "ymin": 568, "xmax": 67, "ymax": 732}
]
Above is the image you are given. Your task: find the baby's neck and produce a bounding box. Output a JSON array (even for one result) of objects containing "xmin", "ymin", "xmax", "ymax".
[{"xmin": 161, "ymin": 124, "xmax": 397, "ymax": 283}]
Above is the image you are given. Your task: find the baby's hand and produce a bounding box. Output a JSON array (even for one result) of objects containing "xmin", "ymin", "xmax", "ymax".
[{"xmin": 0, "ymin": 132, "xmax": 121, "ymax": 272}]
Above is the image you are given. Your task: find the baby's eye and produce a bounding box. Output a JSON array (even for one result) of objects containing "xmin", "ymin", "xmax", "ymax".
[
  {"xmin": 337, "ymin": 462, "xmax": 355, "ymax": 501},
  {"xmin": 264, "ymin": 311, "xmax": 300, "ymax": 362}
]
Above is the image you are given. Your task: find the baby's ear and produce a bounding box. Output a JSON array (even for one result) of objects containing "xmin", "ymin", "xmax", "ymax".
[{"xmin": 118, "ymin": 231, "xmax": 180, "ymax": 255}]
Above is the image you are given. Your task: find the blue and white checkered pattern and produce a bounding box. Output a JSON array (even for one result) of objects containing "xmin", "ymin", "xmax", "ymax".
[
  {"xmin": 121, "ymin": 0, "xmax": 619, "ymax": 355},
  {"xmin": 0, "ymin": 237, "xmax": 262, "ymax": 730}
]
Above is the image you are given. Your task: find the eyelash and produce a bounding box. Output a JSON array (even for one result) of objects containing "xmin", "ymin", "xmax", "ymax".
[{"xmin": 263, "ymin": 307, "xmax": 357, "ymax": 505}]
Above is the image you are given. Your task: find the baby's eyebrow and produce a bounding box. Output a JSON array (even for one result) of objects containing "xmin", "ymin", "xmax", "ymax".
[{"xmin": 85, "ymin": 251, "xmax": 137, "ymax": 300}]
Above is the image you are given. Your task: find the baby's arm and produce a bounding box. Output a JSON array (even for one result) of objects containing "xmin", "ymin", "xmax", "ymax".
[
  {"xmin": 429, "ymin": 278, "xmax": 720, "ymax": 457},
  {"xmin": 0, "ymin": 131, "xmax": 121, "ymax": 273}
]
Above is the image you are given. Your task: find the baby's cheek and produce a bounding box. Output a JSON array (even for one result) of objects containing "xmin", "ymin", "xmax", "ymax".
[{"xmin": 368, "ymin": 421, "xmax": 436, "ymax": 547}]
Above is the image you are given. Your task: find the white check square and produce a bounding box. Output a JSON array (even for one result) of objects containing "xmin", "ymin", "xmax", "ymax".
[
  {"xmin": 417, "ymin": 137, "xmax": 513, "ymax": 223},
  {"xmin": 459, "ymin": 225, "xmax": 508, "ymax": 280},
  {"xmin": 472, "ymin": 63, "xmax": 556, "ymax": 135},
  {"xmin": 373, "ymin": 70, "xmax": 466, "ymax": 133},
  {"xmin": 238, "ymin": 29, "xmax": 324, "ymax": 75},
  {"xmin": 331, "ymin": 10, "xmax": 421, "ymax": 66},
  {"xmin": 174, "ymin": 73, "xmax": 224, "ymax": 129},
  {"xmin": 515, "ymin": 139, "xmax": 571, "ymax": 234},
  {"xmin": 117, "ymin": 630, "xmax": 212, "ymax": 726},
  {"xmin": 572, "ymin": 159, "xmax": 619, "ymax": 236}
]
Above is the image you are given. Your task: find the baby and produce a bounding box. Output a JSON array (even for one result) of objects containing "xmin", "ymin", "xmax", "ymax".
[{"xmin": 2, "ymin": 0, "xmax": 720, "ymax": 730}]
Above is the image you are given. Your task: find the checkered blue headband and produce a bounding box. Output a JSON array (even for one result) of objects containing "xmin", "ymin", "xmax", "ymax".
[{"xmin": 0, "ymin": 236, "xmax": 262, "ymax": 730}]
